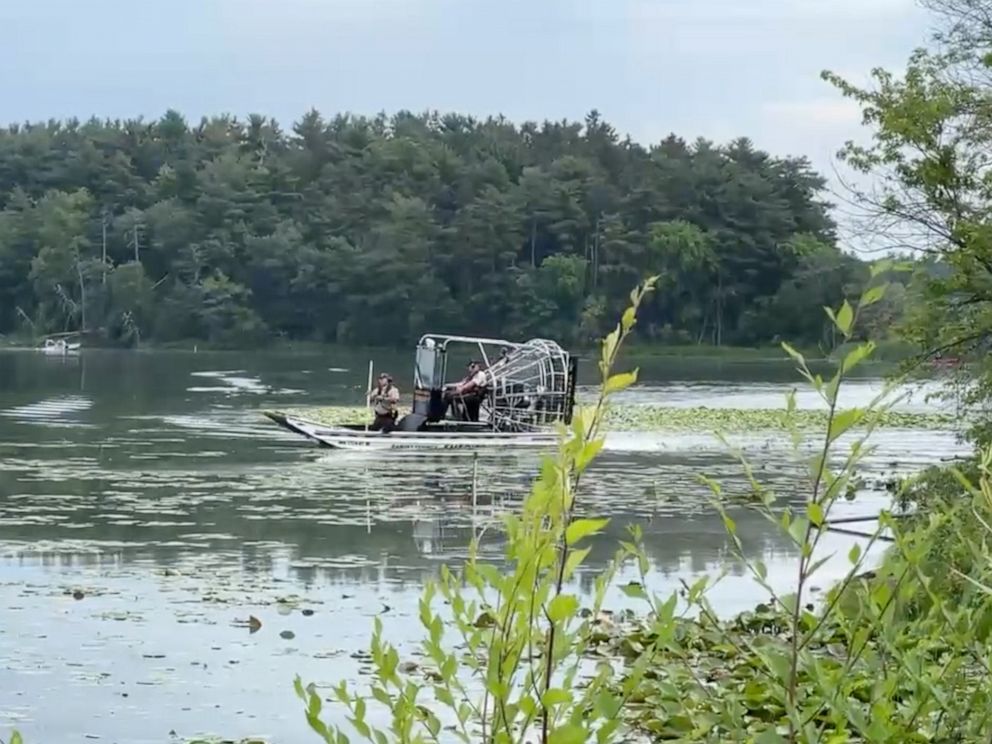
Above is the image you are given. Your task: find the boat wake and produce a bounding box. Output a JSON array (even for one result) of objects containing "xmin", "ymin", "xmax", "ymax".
[{"xmin": 1, "ymin": 395, "xmax": 94, "ymax": 427}]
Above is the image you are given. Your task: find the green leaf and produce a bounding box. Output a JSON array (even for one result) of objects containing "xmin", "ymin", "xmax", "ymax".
[
  {"xmin": 835, "ymin": 299, "xmax": 854, "ymax": 336},
  {"xmin": 808, "ymin": 502, "xmax": 825, "ymax": 527},
  {"xmin": 305, "ymin": 690, "xmax": 329, "ymax": 738},
  {"xmin": 829, "ymin": 408, "xmax": 864, "ymax": 441},
  {"xmin": 621, "ymin": 306, "xmax": 637, "ymax": 332},
  {"xmin": 11, "ymin": 734, "xmax": 23, "ymax": 744},
  {"xmin": 605, "ymin": 370, "xmax": 637, "ymax": 394},
  {"xmin": 565, "ymin": 517, "xmax": 609, "ymax": 545},
  {"xmin": 848, "ymin": 543, "xmax": 862, "ymax": 564},
  {"xmin": 563, "ymin": 546, "xmax": 591, "ymax": 580},
  {"xmin": 722, "ymin": 512, "xmax": 737, "ymax": 536},
  {"xmin": 518, "ymin": 694, "xmax": 537, "ymax": 718},
  {"xmin": 860, "ymin": 282, "xmax": 887, "ymax": 306},
  {"xmin": 547, "ymin": 593, "xmax": 579, "ymax": 623},
  {"xmin": 293, "ymin": 675, "xmax": 307, "ymax": 702},
  {"xmin": 788, "ymin": 515, "xmax": 809, "ymax": 547},
  {"xmin": 601, "ymin": 329, "xmax": 619, "ymax": 370},
  {"xmin": 869, "ymin": 259, "xmax": 892, "ymax": 278},
  {"xmin": 435, "ymin": 686, "xmax": 455, "ymax": 707},
  {"xmin": 549, "ymin": 724, "xmax": 587, "ymax": 744},
  {"xmin": 620, "ymin": 581, "xmax": 647, "ymax": 600},
  {"xmin": 441, "ymin": 653, "xmax": 456, "ymax": 679},
  {"xmin": 781, "ymin": 341, "xmax": 806, "ymax": 367},
  {"xmin": 541, "ymin": 687, "xmax": 572, "ymax": 708},
  {"xmin": 841, "ymin": 342, "xmax": 876, "ymax": 374},
  {"xmin": 575, "ymin": 439, "xmax": 605, "ymax": 472},
  {"xmin": 754, "ymin": 729, "xmax": 788, "ymax": 744},
  {"xmin": 475, "ymin": 563, "xmax": 503, "ymax": 588},
  {"xmin": 807, "ymin": 553, "xmax": 834, "ymax": 579},
  {"xmin": 594, "ymin": 690, "xmax": 622, "ymax": 718},
  {"xmin": 757, "ymin": 645, "xmax": 792, "ymax": 683}
]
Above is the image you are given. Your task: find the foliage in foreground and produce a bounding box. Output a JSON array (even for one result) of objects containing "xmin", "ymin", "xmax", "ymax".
[
  {"xmin": 595, "ymin": 278, "xmax": 992, "ymax": 741},
  {"xmin": 294, "ymin": 277, "xmax": 661, "ymax": 743},
  {"xmin": 613, "ymin": 279, "xmax": 992, "ymax": 741},
  {"xmin": 608, "ymin": 449, "xmax": 992, "ymax": 741},
  {"xmin": 295, "ymin": 274, "xmax": 992, "ymax": 743}
]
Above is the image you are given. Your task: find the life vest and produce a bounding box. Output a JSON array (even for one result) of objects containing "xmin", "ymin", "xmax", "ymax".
[{"xmin": 373, "ymin": 385, "xmax": 398, "ymax": 415}]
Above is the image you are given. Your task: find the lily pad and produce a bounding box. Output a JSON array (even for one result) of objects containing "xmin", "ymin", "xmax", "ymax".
[{"xmin": 274, "ymin": 404, "xmax": 957, "ymax": 434}]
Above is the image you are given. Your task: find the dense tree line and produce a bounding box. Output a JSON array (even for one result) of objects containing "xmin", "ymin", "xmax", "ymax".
[{"xmin": 0, "ymin": 109, "xmax": 872, "ymax": 348}]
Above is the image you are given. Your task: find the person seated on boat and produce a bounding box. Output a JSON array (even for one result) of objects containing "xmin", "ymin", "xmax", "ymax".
[
  {"xmin": 442, "ymin": 361, "xmax": 488, "ymax": 422},
  {"xmin": 369, "ymin": 372, "xmax": 400, "ymax": 432},
  {"xmin": 490, "ymin": 346, "xmax": 515, "ymax": 372}
]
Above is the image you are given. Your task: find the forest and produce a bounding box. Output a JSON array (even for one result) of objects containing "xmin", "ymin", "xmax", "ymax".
[{"xmin": 0, "ymin": 109, "xmax": 899, "ymax": 348}]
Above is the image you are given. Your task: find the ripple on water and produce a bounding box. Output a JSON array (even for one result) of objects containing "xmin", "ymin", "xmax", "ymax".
[
  {"xmin": 0, "ymin": 394, "xmax": 96, "ymax": 428},
  {"xmin": 187, "ymin": 369, "xmax": 304, "ymax": 396},
  {"xmin": 123, "ymin": 412, "xmax": 281, "ymax": 440},
  {"xmin": 1, "ymin": 395, "xmax": 92, "ymax": 418},
  {"xmin": 0, "ymin": 356, "xmax": 973, "ymax": 744}
]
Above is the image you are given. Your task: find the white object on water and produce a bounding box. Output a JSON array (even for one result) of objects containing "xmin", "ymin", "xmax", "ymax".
[{"xmin": 39, "ymin": 339, "xmax": 80, "ymax": 355}]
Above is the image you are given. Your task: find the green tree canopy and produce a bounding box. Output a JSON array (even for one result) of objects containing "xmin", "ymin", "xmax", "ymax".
[
  {"xmin": 0, "ymin": 109, "xmax": 864, "ymax": 348},
  {"xmin": 824, "ymin": 0, "xmax": 992, "ymax": 436}
]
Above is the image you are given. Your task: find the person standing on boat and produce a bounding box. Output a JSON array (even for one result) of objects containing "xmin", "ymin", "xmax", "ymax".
[{"xmin": 369, "ymin": 372, "xmax": 400, "ymax": 432}]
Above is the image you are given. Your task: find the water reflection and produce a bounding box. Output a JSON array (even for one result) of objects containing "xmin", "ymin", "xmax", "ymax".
[{"xmin": 0, "ymin": 348, "xmax": 968, "ymax": 743}]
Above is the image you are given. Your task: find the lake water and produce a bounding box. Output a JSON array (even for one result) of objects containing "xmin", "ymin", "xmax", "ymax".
[{"xmin": 0, "ymin": 348, "xmax": 966, "ymax": 744}]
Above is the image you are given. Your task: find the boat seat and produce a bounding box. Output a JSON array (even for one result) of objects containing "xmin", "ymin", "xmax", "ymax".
[
  {"xmin": 395, "ymin": 413, "xmax": 427, "ymax": 432},
  {"xmin": 454, "ymin": 390, "xmax": 486, "ymax": 422}
]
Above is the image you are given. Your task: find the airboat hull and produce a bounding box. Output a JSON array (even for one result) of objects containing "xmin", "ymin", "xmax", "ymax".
[
  {"xmin": 266, "ymin": 412, "xmax": 557, "ymax": 451},
  {"xmin": 39, "ymin": 340, "xmax": 81, "ymax": 355}
]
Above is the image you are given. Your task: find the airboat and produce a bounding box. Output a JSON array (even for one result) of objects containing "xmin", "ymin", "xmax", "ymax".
[
  {"xmin": 265, "ymin": 334, "xmax": 578, "ymax": 451},
  {"xmin": 39, "ymin": 335, "xmax": 81, "ymax": 355}
]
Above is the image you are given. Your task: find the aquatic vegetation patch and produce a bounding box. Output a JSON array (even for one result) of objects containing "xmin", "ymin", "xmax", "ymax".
[
  {"xmin": 591, "ymin": 581, "xmax": 992, "ymax": 741},
  {"xmin": 272, "ymin": 404, "xmax": 957, "ymax": 433}
]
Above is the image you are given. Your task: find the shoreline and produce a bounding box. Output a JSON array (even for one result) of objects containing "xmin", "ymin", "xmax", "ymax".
[{"xmin": 0, "ymin": 338, "xmax": 913, "ymax": 366}]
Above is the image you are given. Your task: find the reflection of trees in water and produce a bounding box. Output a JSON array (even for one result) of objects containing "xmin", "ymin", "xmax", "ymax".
[
  {"xmin": 0, "ymin": 500, "xmax": 796, "ymax": 603},
  {"xmin": 0, "ymin": 348, "xmax": 920, "ymax": 617},
  {"xmin": 0, "ymin": 443, "xmax": 806, "ymax": 588},
  {"xmin": 0, "ymin": 408, "xmax": 820, "ymax": 599},
  {"xmin": 572, "ymin": 508, "xmax": 795, "ymax": 593}
]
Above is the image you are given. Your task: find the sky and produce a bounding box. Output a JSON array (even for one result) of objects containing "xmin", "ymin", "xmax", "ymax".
[{"xmin": 0, "ymin": 0, "xmax": 930, "ymax": 219}]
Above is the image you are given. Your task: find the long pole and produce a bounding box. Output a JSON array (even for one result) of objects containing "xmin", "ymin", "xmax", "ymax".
[
  {"xmin": 365, "ymin": 359, "xmax": 374, "ymax": 432},
  {"xmin": 472, "ymin": 453, "xmax": 479, "ymax": 511},
  {"xmin": 101, "ymin": 212, "xmax": 108, "ymax": 285}
]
